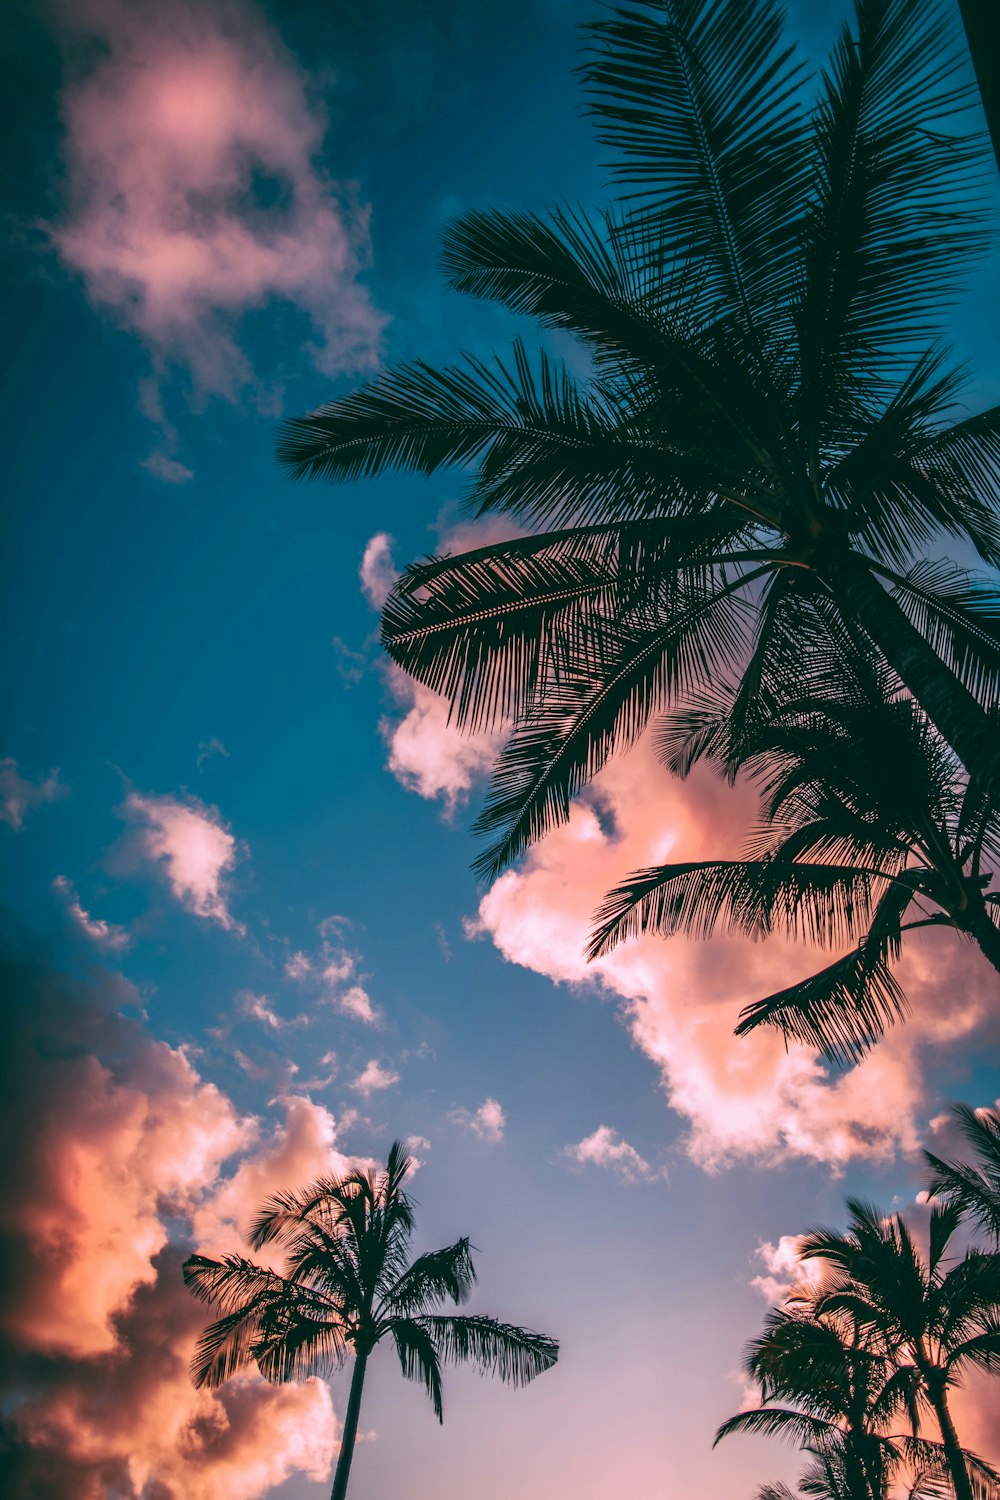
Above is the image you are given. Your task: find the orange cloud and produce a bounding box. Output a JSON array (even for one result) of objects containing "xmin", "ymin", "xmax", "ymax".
[
  {"xmin": 468, "ymin": 736, "xmax": 1000, "ymax": 1170},
  {"xmin": 0, "ymin": 935, "xmax": 364, "ymax": 1495}
]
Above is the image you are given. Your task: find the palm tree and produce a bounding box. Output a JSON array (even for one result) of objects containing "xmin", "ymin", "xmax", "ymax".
[
  {"xmin": 717, "ymin": 1273, "xmax": 1000, "ymax": 1500},
  {"xmin": 279, "ymin": 0, "xmax": 1000, "ymax": 880},
  {"xmin": 926, "ymin": 1103, "xmax": 1000, "ymax": 1246},
  {"xmin": 799, "ymin": 1199, "xmax": 1000, "ymax": 1500},
  {"xmin": 182, "ymin": 1143, "xmax": 558, "ymax": 1500},
  {"xmin": 588, "ymin": 640, "xmax": 1000, "ymax": 1063}
]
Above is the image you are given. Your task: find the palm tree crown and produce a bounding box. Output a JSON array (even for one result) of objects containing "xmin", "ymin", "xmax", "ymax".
[
  {"xmin": 799, "ymin": 1199, "xmax": 1000, "ymax": 1500},
  {"xmin": 183, "ymin": 1143, "xmax": 558, "ymax": 1500},
  {"xmin": 279, "ymin": 0, "xmax": 1000, "ymax": 884}
]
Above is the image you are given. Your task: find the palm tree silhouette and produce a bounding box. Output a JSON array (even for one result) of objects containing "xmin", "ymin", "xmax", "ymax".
[
  {"xmin": 926, "ymin": 1103, "xmax": 1000, "ymax": 1246},
  {"xmin": 717, "ymin": 1276, "xmax": 1000, "ymax": 1500},
  {"xmin": 279, "ymin": 0, "xmax": 1000, "ymax": 876},
  {"xmin": 182, "ymin": 1143, "xmax": 558, "ymax": 1500},
  {"xmin": 799, "ymin": 1199, "xmax": 1000, "ymax": 1500},
  {"xmin": 589, "ymin": 641, "xmax": 1000, "ymax": 1063}
]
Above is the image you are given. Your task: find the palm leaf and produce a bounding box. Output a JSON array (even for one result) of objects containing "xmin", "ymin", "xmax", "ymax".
[{"xmin": 415, "ymin": 1315, "xmax": 559, "ymax": 1387}]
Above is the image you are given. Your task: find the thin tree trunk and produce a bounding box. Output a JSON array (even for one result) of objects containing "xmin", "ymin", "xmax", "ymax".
[
  {"xmin": 928, "ymin": 1378, "xmax": 975, "ymax": 1500},
  {"xmin": 331, "ymin": 1350, "xmax": 369, "ymax": 1500},
  {"xmin": 819, "ymin": 551, "xmax": 1000, "ymax": 810}
]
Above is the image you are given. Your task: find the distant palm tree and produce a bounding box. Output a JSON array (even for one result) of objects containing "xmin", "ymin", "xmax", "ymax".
[
  {"xmin": 799, "ymin": 1200, "xmax": 1000, "ymax": 1500},
  {"xmin": 926, "ymin": 1103, "xmax": 1000, "ymax": 1246},
  {"xmin": 183, "ymin": 1143, "xmax": 558, "ymax": 1500},
  {"xmin": 279, "ymin": 0, "xmax": 1000, "ymax": 878},
  {"xmin": 718, "ymin": 1273, "xmax": 1000, "ymax": 1500},
  {"xmin": 589, "ymin": 641, "xmax": 1000, "ymax": 1063}
]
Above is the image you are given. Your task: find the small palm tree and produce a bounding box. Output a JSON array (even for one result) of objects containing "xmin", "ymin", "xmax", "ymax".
[
  {"xmin": 589, "ymin": 642, "xmax": 1000, "ymax": 1063},
  {"xmin": 926, "ymin": 1103, "xmax": 1000, "ymax": 1247},
  {"xmin": 182, "ymin": 1143, "xmax": 558, "ymax": 1500},
  {"xmin": 799, "ymin": 1200, "xmax": 1000, "ymax": 1500},
  {"xmin": 279, "ymin": 0, "xmax": 1000, "ymax": 875}
]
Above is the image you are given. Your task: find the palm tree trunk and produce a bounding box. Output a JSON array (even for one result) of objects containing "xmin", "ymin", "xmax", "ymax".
[
  {"xmin": 967, "ymin": 902, "xmax": 1000, "ymax": 973},
  {"xmin": 330, "ymin": 1350, "xmax": 369, "ymax": 1500},
  {"xmin": 927, "ymin": 1378, "xmax": 975, "ymax": 1500},
  {"xmin": 819, "ymin": 551, "xmax": 1000, "ymax": 809}
]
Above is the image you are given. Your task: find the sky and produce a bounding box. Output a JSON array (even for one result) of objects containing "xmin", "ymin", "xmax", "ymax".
[{"xmin": 1, "ymin": 2, "xmax": 999, "ymax": 1498}]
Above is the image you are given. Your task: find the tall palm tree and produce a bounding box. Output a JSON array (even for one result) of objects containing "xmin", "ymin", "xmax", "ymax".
[
  {"xmin": 926, "ymin": 1103, "xmax": 1000, "ymax": 1246},
  {"xmin": 799, "ymin": 1200, "xmax": 1000, "ymax": 1500},
  {"xmin": 182, "ymin": 1143, "xmax": 558, "ymax": 1500},
  {"xmin": 588, "ymin": 640, "xmax": 1000, "ymax": 1063},
  {"xmin": 279, "ymin": 0, "xmax": 1000, "ymax": 878}
]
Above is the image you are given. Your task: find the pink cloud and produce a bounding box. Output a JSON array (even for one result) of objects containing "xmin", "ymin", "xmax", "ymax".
[
  {"xmin": 0, "ymin": 757, "xmax": 66, "ymax": 830},
  {"xmin": 382, "ymin": 669, "xmax": 503, "ymax": 815},
  {"xmin": 350, "ymin": 1058, "xmax": 400, "ymax": 1096},
  {"xmin": 750, "ymin": 1235, "xmax": 827, "ymax": 1305},
  {"xmin": 564, "ymin": 1125, "xmax": 663, "ymax": 1184},
  {"xmin": 468, "ymin": 736, "xmax": 1000, "ymax": 1170},
  {"xmin": 124, "ymin": 790, "xmax": 244, "ymax": 932},
  {"xmin": 50, "ymin": 0, "xmax": 384, "ymax": 467},
  {"xmin": 0, "ymin": 940, "xmax": 376, "ymax": 1495},
  {"xmin": 449, "ymin": 1096, "xmax": 506, "ymax": 1143},
  {"xmin": 338, "ymin": 983, "xmax": 380, "ymax": 1025},
  {"xmin": 359, "ymin": 532, "xmax": 399, "ymax": 611},
  {"xmin": 52, "ymin": 875, "xmax": 131, "ymax": 951}
]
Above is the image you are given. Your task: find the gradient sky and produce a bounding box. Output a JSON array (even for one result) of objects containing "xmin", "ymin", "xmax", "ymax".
[{"xmin": 2, "ymin": 2, "xmax": 999, "ymax": 1497}]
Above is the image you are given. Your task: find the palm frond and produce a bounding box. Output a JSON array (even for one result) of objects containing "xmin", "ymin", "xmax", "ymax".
[
  {"xmin": 382, "ymin": 1239, "xmax": 477, "ymax": 1317},
  {"xmin": 390, "ymin": 1317, "xmax": 445, "ymax": 1421},
  {"xmin": 416, "ymin": 1315, "xmax": 559, "ymax": 1387}
]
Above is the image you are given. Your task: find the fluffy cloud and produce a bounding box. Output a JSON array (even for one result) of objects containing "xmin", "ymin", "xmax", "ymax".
[
  {"xmin": 0, "ymin": 758, "xmax": 66, "ymax": 830},
  {"xmin": 750, "ymin": 1235, "xmax": 827, "ymax": 1305},
  {"xmin": 359, "ymin": 532, "xmax": 399, "ymax": 611},
  {"xmin": 124, "ymin": 790, "xmax": 244, "ymax": 932},
  {"xmin": 382, "ymin": 670, "xmax": 503, "ymax": 815},
  {"xmin": 564, "ymin": 1125, "xmax": 663, "ymax": 1184},
  {"xmin": 450, "ymin": 1097, "xmax": 506, "ymax": 1143},
  {"xmin": 282, "ymin": 923, "xmax": 380, "ymax": 1022},
  {"xmin": 52, "ymin": 875, "xmax": 131, "ymax": 951},
  {"xmin": 350, "ymin": 1059, "xmax": 400, "ymax": 1097},
  {"xmin": 0, "ymin": 933, "xmax": 358, "ymax": 1497},
  {"xmin": 468, "ymin": 735, "xmax": 1000, "ymax": 1171},
  {"xmin": 50, "ymin": 0, "xmax": 384, "ymax": 468}
]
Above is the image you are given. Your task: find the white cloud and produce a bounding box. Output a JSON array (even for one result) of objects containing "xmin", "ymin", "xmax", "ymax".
[
  {"xmin": 124, "ymin": 791, "xmax": 244, "ymax": 933},
  {"xmin": 449, "ymin": 1097, "xmax": 506, "ymax": 1144},
  {"xmin": 382, "ymin": 670, "xmax": 503, "ymax": 817},
  {"xmin": 0, "ymin": 759, "xmax": 66, "ymax": 830},
  {"xmin": 359, "ymin": 532, "xmax": 399, "ymax": 611},
  {"xmin": 751, "ymin": 1235, "xmax": 826, "ymax": 1305},
  {"xmin": 564, "ymin": 1125, "xmax": 663, "ymax": 1184},
  {"xmin": 52, "ymin": 876, "xmax": 131, "ymax": 951},
  {"xmin": 350, "ymin": 1059, "xmax": 400, "ymax": 1097}
]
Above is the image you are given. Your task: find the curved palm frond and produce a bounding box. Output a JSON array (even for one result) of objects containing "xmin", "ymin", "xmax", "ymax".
[{"xmin": 413, "ymin": 1315, "xmax": 559, "ymax": 1387}]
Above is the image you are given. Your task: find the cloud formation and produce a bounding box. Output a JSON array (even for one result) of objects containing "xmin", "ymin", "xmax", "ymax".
[
  {"xmin": 0, "ymin": 933, "xmax": 354, "ymax": 1497},
  {"xmin": 50, "ymin": 0, "xmax": 385, "ymax": 467},
  {"xmin": 450, "ymin": 1097, "xmax": 506, "ymax": 1143},
  {"xmin": 0, "ymin": 758, "xmax": 66, "ymax": 830},
  {"xmin": 350, "ymin": 1059, "xmax": 400, "ymax": 1097},
  {"xmin": 564, "ymin": 1125, "xmax": 663, "ymax": 1184},
  {"xmin": 468, "ymin": 736, "xmax": 1000, "ymax": 1171},
  {"xmin": 359, "ymin": 532, "xmax": 399, "ymax": 611},
  {"xmin": 382, "ymin": 670, "xmax": 502, "ymax": 815},
  {"xmin": 52, "ymin": 875, "xmax": 131, "ymax": 951},
  {"xmin": 124, "ymin": 790, "xmax": 244, "ymax": 932}
]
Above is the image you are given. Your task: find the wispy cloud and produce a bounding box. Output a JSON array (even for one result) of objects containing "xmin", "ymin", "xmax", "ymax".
[
  {"xmin": 359, "ymin": 532, "xmax": 399, "ymax": 611},
  {"xmin": 564, "ymin": 1125, "xmax": 664, "ymax": 1184},
  {"xmin": 50, "ymin": 0, "xmax": 385, "ymax": 473},
  {"xmin": 52, "ymin": 875, "xmax": 130, "ymax": 951},
  {"xmin": 0, "ymin": 758, "xmax": 66, "ymax": 830},
  {"xmin": 449, "ymin": 1097, "xmax": 506, "ymax": 1143},
  {"xmin": 123, "ymin": 790, "xmax": 244, "ymax": 933}
]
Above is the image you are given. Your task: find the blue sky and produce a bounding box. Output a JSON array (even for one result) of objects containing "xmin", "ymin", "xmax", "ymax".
[{"xmin": 2, "ymin": 1, "xmax": 999, "ymax": 1496}]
